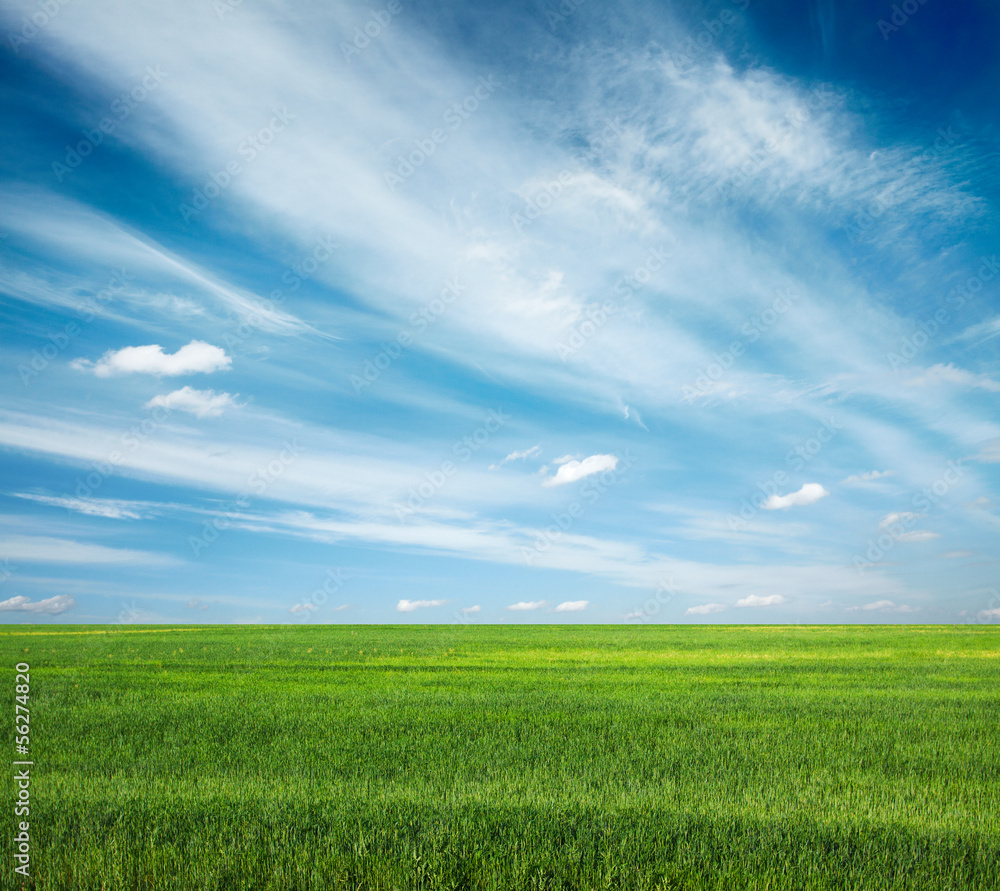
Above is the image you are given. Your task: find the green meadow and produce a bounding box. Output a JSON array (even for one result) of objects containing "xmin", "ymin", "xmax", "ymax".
[{"xmin": 2, "ymin": 624, "xmax": 999, "ymax": 890}]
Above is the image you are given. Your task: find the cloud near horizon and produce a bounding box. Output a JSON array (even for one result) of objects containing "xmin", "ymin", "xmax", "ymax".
[
  {"xmin": 396, "ymin": 599, "xmax": 448, "ymax": 612},
  {"xmin": 0, "ymin": 594, "xmax": 76, "ymax": 614}
]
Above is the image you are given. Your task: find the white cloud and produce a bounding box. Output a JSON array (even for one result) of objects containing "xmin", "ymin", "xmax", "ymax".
[
  {"xmin": 0, "ymin": 594, "xmax": 75, "ymax": 615},
  {"xmin": 508, "ymin": 600, "xmax": 547, "ymax": 610},
  {"xmin": 964, "ymin": 496, "xmax": 993, "ymax": 510},
  {"xmin": 542, "ymin": 454, "xmax": 618, "ymax": 487},
  {"xmin": 952, "ymin": 316, "xmax": 1000, "ymax": 345},
  {"xmin": 940, "ymin": 550, "xmax": 973, "ymax": 559},
  {"xmin": 762, "ymin": 483, "xmax": 829, "ymax": 510},
  {"xmin": 72, "ymin": 340, "xmax": 231, "ymax": 377},
  {"xmin": 289, "ymin": 602, "xmax": 317, "ymax": 614},
  {"xmin": 553, "ymin": 600, "xmax": 588, "ymax": 612},
  {"xmin": 849, "ymin": 600, "xmax": 921, "ymax": 613},
  {"xmin": 907, "ymin": 363, "xmax": 1000, "ymax": 392},
  {"xmin": 396, "ymin": 598, "xmax": 447, "ymax": 612},
  {"xmin": 460, "ymin": 605, "xmax": 481, "ymax": 614},
  {"xmin": 489, "ymin": 445, "xmax": 541, "ymax": 470},
  {"xmin": 736, "ymin": 594, "xmax": 786, "ymax": 607},
  {"xmin": 842, "ymin": 470, "xmax": 894, "ymax": 485},
  {"xmin": 12, "ymin": 493, "xmax": 143, "ymax": 519},
  {"xmin": 972, "ymin": 439, "xmax": 1000, "ymax": 463},
  {"xmin": 685, "ymin": 603, "xmax": 726, "ymax": 615},
  {"xmin": 896, "ymin": 531, "xmax": 940, "ymax": 543},
  {"xmin": 185, "ymin": 598, "xmax": 209, "ymax": 610},
  {"xmin": 878, "ymin": 511, "xmax": 921, "ymax": 529},
  {"xmin": 145, "ymin": 387, "xmax": 239, "ymax": 418},
  {"xmin": 978, "ymin": 608, "xmax": 1000, "ymax": 619},
  {"xmin": 0, "ymin": 535, "xmax": 176, "ymax": 565}
]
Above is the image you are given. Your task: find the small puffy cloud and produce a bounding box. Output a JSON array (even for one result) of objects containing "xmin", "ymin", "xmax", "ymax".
[
  {"xmin": 145, "ymin": 387, "xmax": 239, "ymax": 418},
  {"xmin": 554, "ymin": 600, "xmax": 588, "ymax": 612},
  {"xmin": 685, "ymin": 603, "xmax": 726, "ymax": 615},
  {"xmin": 396, "ymin": 599, "xmax": 447, "ymax": 612},
  {"xmin": 490, "ymin": 445, "xmax": 541, "ymax": 470},
  {"xmin": 736, "ymin": 594, "xmax": 786, "ymax": 608},
  {"xmin": 907, "ymin": 363, "xmax": 1000, "ymax": 392},
  {"xmin": 0, "ymin": 594, "xmax": 75, "ymax": 615},
  {"xmin": 940, "ymin": 550, "xmax": 973, "ymax": 559},
  {"xmin": 849, "ymin": 600, "xmax": 921, "ymax": 613},
  {"xmin": 842, "ymin": 470, "xmax": 894, "ymax": 485},
  {"xmin": 72, "ymin": 340, "xmax": 231, "ymax": 377},
  {"xmin": 461, "ymin": 605, "xmax": 482, "ymax": 614},
  {"xmin": 185, "ymin": 598, "xmax": 209, "ymax": 610},
  {"xmin": 289, "ymin": 602, "xmax": 316, "ymax": 614},
  {"xmin": 762, "ymin": 483, "xmax": 828, "ymax": 510},
  {"xmin": 978, "ymin": 608, "xmax": 1000, "ymax": 620},
  {"xmin": 508, "ymin": 600, "xmax": 547, "ymax": 610},
  {"xmin": 878, "ymin": 512, "xmax": 921, "ymax": 529},
  {"xmin": 542, "ymin": 454, "xmax": 618, "ymax": 487}
]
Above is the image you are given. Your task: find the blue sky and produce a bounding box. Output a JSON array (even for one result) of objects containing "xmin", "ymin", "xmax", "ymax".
[{"xmin": 0, "ymin": 0, "xmax": 998, "ymax": 625}]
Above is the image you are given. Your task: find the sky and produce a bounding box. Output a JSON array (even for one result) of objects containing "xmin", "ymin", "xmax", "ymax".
[{"xmin": 0, "ymin": 0, "xmax": 998, "ymax": 625}]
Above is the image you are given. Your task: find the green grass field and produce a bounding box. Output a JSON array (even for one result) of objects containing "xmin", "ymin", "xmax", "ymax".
[{"xmin": 2, "ymin": 624, "xmax": 999, "ymax": 890}]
